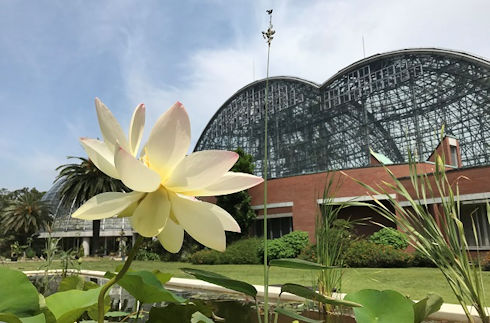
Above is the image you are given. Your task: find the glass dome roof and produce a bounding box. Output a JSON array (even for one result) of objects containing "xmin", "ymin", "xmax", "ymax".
[{"xmin": 40, "ymin": 180, "xmax": 133, "ymax": 238}]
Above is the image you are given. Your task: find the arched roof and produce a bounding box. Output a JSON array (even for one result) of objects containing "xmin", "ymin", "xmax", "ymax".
[
  {"xmin": 195, "ymin": 48, "xmax": 490, "ymax": 178},
  {"xmin": 321, "ymin": 48, "xmax": 490, "ymax": 88}
]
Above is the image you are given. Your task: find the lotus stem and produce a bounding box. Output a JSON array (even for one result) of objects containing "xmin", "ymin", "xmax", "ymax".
[{"xmin": 97, "ymin": 235, "xmax": 144, "ymax": 323}]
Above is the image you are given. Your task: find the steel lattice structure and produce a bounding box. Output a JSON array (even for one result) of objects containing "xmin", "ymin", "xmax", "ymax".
[
  {"xmin": 40, "ymin": 180, "xmax": 133, "ymax": 237},
  {"xmin": 195, "ymin": 48, "xmax": 490, "ymax": 178}
]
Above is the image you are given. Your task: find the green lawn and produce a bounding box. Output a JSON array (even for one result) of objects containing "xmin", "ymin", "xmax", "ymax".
[{"xmin": 3, "ymin": 259, "xmax": 489, "ymax": 304}]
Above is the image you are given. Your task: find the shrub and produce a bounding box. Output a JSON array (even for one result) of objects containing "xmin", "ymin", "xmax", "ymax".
[
  {"xmin": 369, "ymin": 227, "xmax": 408, "ymax": 250},
  {"xmin": 190, "ymin": 249, "xmax": 222, "ymax": 264},
  {"xmin": 25, "ymin": 248, "xmax": 36, "ymax": 258},
  {"xmin": 258, "ymin": 231, "xmax": 310, "ymax": 262},
  {"xmin": 298, "ymin": 244, "xmax": 317, "ymax": 263},
  {"xmin": 220, "ymin": 238, "xmax": 261, "ymax": 264},
  {"xmin": 344, "ymin": 240, "xmax": 413, "ymax": 268},
  {"xmin": 135, "ymin": 249, "xmax": 161, "ymax": 261},
  {"xmin": 190, "ymin": 238, "xmax": 262, "ymax": 265},
  {"xmin": 411, "ymin": 250, "xmax": 436, "ymax": 267}
]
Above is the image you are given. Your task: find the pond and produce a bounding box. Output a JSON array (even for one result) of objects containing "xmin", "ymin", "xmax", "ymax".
[{"xmin": 28, "ymin": 273, "xmax": 457, "ymax": 323}]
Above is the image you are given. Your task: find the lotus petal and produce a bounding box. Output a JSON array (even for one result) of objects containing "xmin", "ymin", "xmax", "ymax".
[
  {"xmin": 211, "ymin": 205, "xmax": 241, "ymax": 233},
  {"xmin": 129, "ymin": 103, "xmax": 145, "ymax": 156},
  {"xmin": 165, "ymin": 150, "xmax": 238, "ymax": 192},
  {"xmin": 169, "ymin": 192, "xmax": 226, "ymax": 251},
  {"xmin": 115, "ymin": 147, "xmax": 161, "ymax": 192},
  {"xmin": 157, "ymin": 216, "xmax": 184, "ymax": 253},
  {"xmin": 130, "ymin": 188, "xmax": 170, "ymax": 237},
  {"xmin": 72, "ymin": 191, "xmax": 144, "ymax": 220},
  {"xmin": 80, "ymin": 138, "xmax": 120, "ymax": 179},
  {"xmin": 145, "ymin": 102, "xmax": 190, "ymax": 182},
  {"xmin": 185, "ymin": 172, "xmax": 264, "ymax": 196},
  {"xmin": 94, "ymin": 98, "xmax": 130, "ymax": 152}
]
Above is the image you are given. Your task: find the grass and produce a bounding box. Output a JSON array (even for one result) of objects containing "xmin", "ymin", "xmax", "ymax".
[{"xmin": 2, "ymin": 259, "xmax": 489, "ymax": 304}]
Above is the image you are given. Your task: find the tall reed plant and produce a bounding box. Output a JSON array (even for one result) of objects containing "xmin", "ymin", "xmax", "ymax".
[
  {"xmin": 261, "ymin": 9, "xmax": 275, "ymax": 322},
  {"xmin": 349, "ymin": 144, "xmax": 489, "ymax": 323},
  {"xmin": 317, "ymin": 174, "xmax": 365, "ymax": 313}
]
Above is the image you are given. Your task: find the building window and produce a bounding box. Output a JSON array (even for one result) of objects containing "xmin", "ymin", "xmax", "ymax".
[
  {"xmin": 450, "ymin": 145, "xmax": 458, "ymax": 167},
  {"xmin": 461, "ymin": 203, "xmax": 490, "ymax": 249},
  {"xmin": 255, "ymin": 216, "xmax": 293, "ymax": 239}
]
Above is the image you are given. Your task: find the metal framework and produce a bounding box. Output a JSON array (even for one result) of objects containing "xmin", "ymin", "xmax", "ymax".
[
  {"xmin": 195, "ymin": 48, "xmax": 490, "ymax": 178},
  {"xmin": 41, "ymin": 180, "xmax": 133, "ymax": 237}
]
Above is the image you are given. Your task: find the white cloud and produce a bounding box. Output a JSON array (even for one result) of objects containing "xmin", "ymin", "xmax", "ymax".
[{"xmin": 119, "ymin": 0, "xmax": 490, "ymax": 152}]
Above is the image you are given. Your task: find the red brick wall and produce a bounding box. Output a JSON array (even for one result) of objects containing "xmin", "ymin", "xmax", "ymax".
[{"xmin": 248, "ymin": 163, "xmax": 440, "ymax": 240}]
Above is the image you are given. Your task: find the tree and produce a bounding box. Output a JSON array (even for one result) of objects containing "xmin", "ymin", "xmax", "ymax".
[
  {"xmin": 216, "ymin": 148, "xmax": 256, "ymax": 240},
  {"xmin": 54, "ymin": 156, "xmax": 129, "ymax": 255},
  {"xmin": 0, "ymin": 188, "xmax": 52, "ymax": 244}
]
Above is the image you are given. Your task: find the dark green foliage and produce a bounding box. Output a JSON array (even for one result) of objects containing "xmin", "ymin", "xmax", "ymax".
[
  {"xmin": 190, "ymin": 238, "xmax": 262, "ymax": 264},
  {"xmin": 344, "ymin": 240, "xmax": 413, "ymax": 268},
  {"xmin": 135, "ymin": 249, "xmax": 161, "ymax": 261},
  {"xmin": 411, "ymin": 250, "xmax": 436, "ymax": 267},
  {"xmin": 369, "ymin": 227, "xmax": 409, "ymax": 250},
  {"xmin": 55, "ymin": 156, "xmax": 129, "ymax": 254},
  {"xmin": 0, "ymin": 188, "xmax": 52, "ymax": 243},
  {"xmin": 258, "ymin": 231, "xmax": 309, "ymax": 263},
  {"xmin": 55, "ymin": 157, "xmax": 129, "ymax": 208},
  {"xmin": 220, "ymin": 238, "xmax": 261, "ymax": 264},
  {"xmin": 190, "ymin": 249, "xmax": 221, "ymax": 265},
  {"xmin": 298, "ymin": 244, "xmax": 317, "ymax": 263},
  {"xmin": 216, "ymin": 148, "xmax": 256, "ymax": 240},
  {"xmin": 139, "ymin": 234, "xmax": 201, "ymax": 262}
]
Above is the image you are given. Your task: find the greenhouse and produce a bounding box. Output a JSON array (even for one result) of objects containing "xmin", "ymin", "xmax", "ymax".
[{"xmin": 195, "ymin": 48, "xmax": 490, "ymax": 178}]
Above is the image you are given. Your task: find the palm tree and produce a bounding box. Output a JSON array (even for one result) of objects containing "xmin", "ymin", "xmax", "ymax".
[
  {"xmin": 1, "ymin": 188, "xmax": 52, "ymax": 243},
  {"xmin": 55, "ymin": 156, "xmax": 129, "ymax": 255}
]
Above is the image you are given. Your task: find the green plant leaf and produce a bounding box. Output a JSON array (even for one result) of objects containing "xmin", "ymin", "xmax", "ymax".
[
  {"xmin": 191, "ymin": 311, "xmax": 214, "ymax": 323},
  {"xmin": 147, "ymin": 304, "xmax": 213, "ymax": 323},
  {"xmin": 19, "ymin": 313, "xmax": 46, "ymax": 323},
  {"xmin": 37, "ymin": 295, "xmax": 55, "ymax": 323},
  {"xmin": 57, "ymin": 276, "xmax": 85, "ymax": 292},
  {"xmin": 153, "ymin": 270, "xmax": 172, "ymax": 284},
  {"xmin": 344, "ymin": 289, "xmax": 414, "ymax": 323},
  {"xmin": 57, "ymin": 275, "xmax": 99, "ymax": 292},
  {"xmin": 0, "ymin": 313, "xmax": 22, "ymax": 323},
  {"xmin": 413, "ymin": 293, "xmax": 443, "ymax": 323},
  {"xmin": 181, "ymin": 268, "xmax": 257, "ymax": 298},
  {"xmin": 86, "ymin": 294, "xmax": 110, "ymax": 321},
  {"xmin": 104, "ymin": 270, "xmax": 185, "ymax": 303},
  {"xmin": 269, "ymin": 258, "xmax": 332, "ymax": 270},
  {"xmin": 274, "ymin": 307, "xmax": 322, "ymax": 323},
  {"xmin": 281, "ymin": 284, "xmax": 361, "ymax": 308},
  {"xmin": 45, "ymin": 287, "xmax": 101, "ymax": 323},
  {"xmin": 0, "ymin": 268, "xmax": 40, "ymax": 318}
]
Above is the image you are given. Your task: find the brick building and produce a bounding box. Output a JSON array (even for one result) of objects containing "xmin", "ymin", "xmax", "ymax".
[{"xmin": 195, "ymin": 48, "xmax": 490, "ymax": 251}]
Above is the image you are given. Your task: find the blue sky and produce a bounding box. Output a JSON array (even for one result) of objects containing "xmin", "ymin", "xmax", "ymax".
[{"xmin": 1, "ymin": 0, "xmax": 489, "ymax": 191}]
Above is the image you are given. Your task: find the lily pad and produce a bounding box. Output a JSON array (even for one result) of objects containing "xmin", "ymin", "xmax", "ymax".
[
  {"xmin": 344, "ymin": 289, "xmax": 414, "ymax": 323},
  {"xmin": 413, "ymin": 293, "xmax": 443, "ymax": 323},
  {"xmin": 45, "ymin": 287, "xmax": 101, "ymax": 323},
  {"xmin": 0, "ymin": 268, "xmax": 40, "ymax": 318},
  {"xmin": 104, "ymin": 270, "xmax": 184, "ymax": 303}
]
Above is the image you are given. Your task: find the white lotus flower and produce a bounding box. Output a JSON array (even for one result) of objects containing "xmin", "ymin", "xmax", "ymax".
[{"xmin": 72, "ymin": 99, "xmax": 263, "ymax": 253}]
